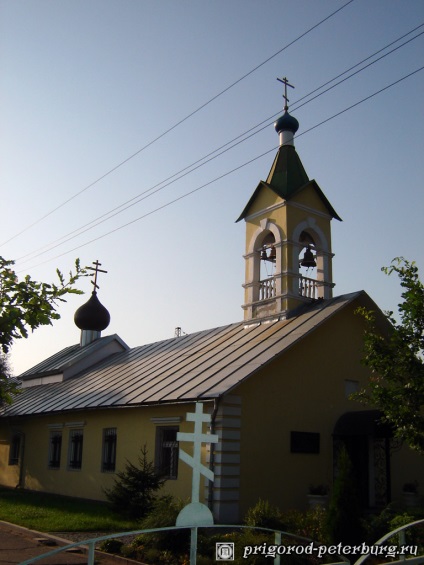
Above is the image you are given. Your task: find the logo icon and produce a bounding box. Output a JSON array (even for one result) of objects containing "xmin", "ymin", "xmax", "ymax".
[{"xmin": 216, "ymin": 542, "xmax": 235, "ymax": 561}]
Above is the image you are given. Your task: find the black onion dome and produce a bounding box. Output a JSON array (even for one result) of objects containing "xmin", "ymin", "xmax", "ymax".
[
  {"xmin": 74, "ymin": 292, "xmax": 110, "ymax": 332},
  {"xmin": 274, "ymin": 110, "xmax": 299, "ymax": 134}
]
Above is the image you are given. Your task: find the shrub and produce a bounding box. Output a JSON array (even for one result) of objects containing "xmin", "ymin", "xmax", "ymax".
[
  {"xmin": 326, "ymin": 446, "xmax": 364, "ymax": 544},
  {"xmin": 98, "ymin": 538, "xmax": 123, "ymax": 554},
  {"xmin": 244, "ymin": 498, "xmax": 285, "ymax": 530},
  {"xmin": 281, "ymin": 506, "xmax": 329, "ymax": 543},
  {"xmin": 104, "ymin": 445, "xmax": 164, "ymax": 519},
  {"xmin": 132, "ymin": 495, "xmax": 189, "ymax": 554}
]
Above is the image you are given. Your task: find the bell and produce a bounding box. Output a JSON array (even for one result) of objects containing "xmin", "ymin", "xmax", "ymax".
[
  {"xmin": 260, "ymin": 248, "xmax": 267, "ymax": 261},
  {"xmin": 300, "ymin": 246, "xmax": 316, "ymax": 268},
  {"xmin": 269, "ymin": 246, "xmax": 276, "ymax": 262}
]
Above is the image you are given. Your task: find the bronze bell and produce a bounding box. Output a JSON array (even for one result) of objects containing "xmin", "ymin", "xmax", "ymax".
[
  {"xmin": 260, "ymin": 248, "xmax": 267, "ymax": 261},
  {"xmin": 269, "ymin": 246, "xmax": 276, "ymax": 262},
  {"xmin": 300, "ymin": 246, "xmax": 316, "ymax": 268}
]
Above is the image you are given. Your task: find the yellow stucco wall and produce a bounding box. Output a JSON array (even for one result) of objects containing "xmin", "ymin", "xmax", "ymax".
[
  {"xmin": 1, "ymin": 300, "xmax": 423, "ymax": 517},
  {"xmin": 0, "ymin": 402, "xmax": 210, "ymax": 503},
  {"xmin": 231, "ymin": 299, "xmax": 424, "ymax": 516}
]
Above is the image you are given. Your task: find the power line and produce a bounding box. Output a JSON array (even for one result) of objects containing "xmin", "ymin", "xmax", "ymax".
[
  {"xmin": 19, "ymin": 64, "xmax": 424, "ymax": 273},
  {"xmin": 2, "ymin": 0, "xmax": 356, "ymax": 247},
  {"xmin": 16, "ymin": 26, "xmax": 424, "ymax": 266}
]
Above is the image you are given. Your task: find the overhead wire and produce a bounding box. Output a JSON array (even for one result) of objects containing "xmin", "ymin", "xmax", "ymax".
[
  {"xmin": 2, "ymin": 0, "xmax": 356, "ymax": 247},
  {"xmin": 19, "ymin": 64, "xmax": 424, "ymax": 273},
  {"xmin": 15, "ymin": 25, "xmax": 424, "ymax": 266}
]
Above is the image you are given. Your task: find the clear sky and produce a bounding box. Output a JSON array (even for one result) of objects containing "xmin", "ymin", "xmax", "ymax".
[{"xmin": 1, "ymin": 0, "xmax": 423, "ymax": 376}]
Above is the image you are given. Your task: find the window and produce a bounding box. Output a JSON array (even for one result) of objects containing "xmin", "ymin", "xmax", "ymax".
[
  {"xmin": 48, "ymin": 431, "xmax": 62, "ymax": 469},
  {"xmin": 345, "ymin": 379, "xmax": 359, "ymax": 398},
  {"xmin": 290, "ymin": 431, "xmax": 320, "ymax": 454},
  {"xmin": 9, "ymin": 434, "xmax": 21, "ymax": 465},
  {"xmin": 68, "ymin": 429, "xmax": 83, "ymax": 470},
  {"xmin": 155, "ymin": 426, "xmax": 179, "ymax": 479},
  {"xmin": 102, "ymin": 428, "xmax": 117, "ymax": 472}
]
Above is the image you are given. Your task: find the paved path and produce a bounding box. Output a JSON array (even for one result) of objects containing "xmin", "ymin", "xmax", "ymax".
[{"xmin": 0, "ymin": 521, "xmax": 130, "ymax": 565}]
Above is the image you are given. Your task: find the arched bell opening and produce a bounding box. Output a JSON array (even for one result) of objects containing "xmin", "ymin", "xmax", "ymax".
[
  {"xmin": 259, "ymin": 232, "xmax": 277, "ymax": 280},
  {"xmin": 247, "ymin": 224, "xmax": 282, "ymax": 306},
  {"xmin": 299, "ymin": 231, "xmax": 317, "ymax": 274},
  {"xmin": 297, "ymin": 230, "xmax": 321, "ymax": 301}
]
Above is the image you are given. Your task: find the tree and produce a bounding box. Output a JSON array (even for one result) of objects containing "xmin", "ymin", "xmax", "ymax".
[
  {"xmin": 0, "ymin": 353, "xmax": 18, "ymax": 405},
  {"xmin": 326, "ymin": 446, "xmax": 364, "ymax": 544},
  {"xmin": 0, "ymin": 256, "xmax": 85, "ymax": 402},
  {"xmin": 356, "ymin": 257, "xmax": 424, "ymax": 454},
  {"xmin": 104, "ymin": 445, "xmax": 165, "ymax": 519}
]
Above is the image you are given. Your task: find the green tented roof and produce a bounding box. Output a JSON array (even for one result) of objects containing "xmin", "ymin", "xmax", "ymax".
[{"xmin": 236, "ymin": 145, "xmax": 342, "ymax": 222}]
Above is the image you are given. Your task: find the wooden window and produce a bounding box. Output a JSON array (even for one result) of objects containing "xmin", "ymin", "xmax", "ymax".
[
  {"xmin": 155, "ymin": 426, "xmax": 179, "ymax": 479},
  {"xmin": 102, "ymin": 428, "xmax": 117, "ymax": 472}
]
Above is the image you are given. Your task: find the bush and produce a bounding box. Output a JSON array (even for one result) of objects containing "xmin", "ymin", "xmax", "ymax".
[
  {"xmin": 244, "ymin": 498, "xmax": 285, "ymax": 530},
  {"xmin": 281, "ymin": 506, "xmax": 329, "ymax": 543},
  {"xmin": 326, "ymin": 446, "xmax": 364, "ymax": 544},
  {"xmin": 98, "ymin": 538, "xmax": 123, "ymax": 554},
  {"xmin": 104, "ymin": 445, "xmax": 164, "ymax": 519},
  {"xmin": 132, "ymin": 495, "xmax": 190, "ymax": 555}
]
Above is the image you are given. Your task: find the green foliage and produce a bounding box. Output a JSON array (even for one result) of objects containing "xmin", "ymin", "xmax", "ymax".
[
  {"xmin": 355, "ymin": 257, "xmax": 424, "ymax": 453},
  {"xmin": 244, "ymin": 498, "xmax": 285, "ymax": 530},
  {"xmin": 363, "ymin": 504, "xmax": 424, "ymax": 546},
  {"xmin": 104, "ymin": 445, "xmax": 165, "ymax": 519},
  {"xmin": 134, "ymin": 495, "xmax": 189, "ymax": 553},
  {"xmin": 0, "ymin": 257, "xmax": 86, "ymax": 355},
  {"xmin": 0, "ymin": 487, "xmax": 136, "ymax": 532},
  {"xmin": 99, "ymin": 538, "xmax": 124, "ymax": 554},
  {"xmin": 326, "ymin": 446, "xmax": 364, "ymax": 544},
  {"xmin": 198, "ymin": 529, "xmax": 273, "ymax": 565},
  {"xmin": 281, "ymin": 506, "xmax": 329, "ymax": 543},
  {"xmin": 0, "ymin": 353, "xmax": 19, "ymax": 405}
]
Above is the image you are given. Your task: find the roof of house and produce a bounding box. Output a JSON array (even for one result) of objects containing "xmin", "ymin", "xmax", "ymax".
[{"xmin": 2, "ymin": 291, "xmax": 369, "ymax": 418}]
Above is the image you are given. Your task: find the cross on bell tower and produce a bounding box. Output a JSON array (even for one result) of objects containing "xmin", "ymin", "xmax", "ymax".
[
  {"xmin": 276, "ymin": 75, "xmax": 294, "ymax": 111},
  {"xmin": 237, "ymin": 80, "xmax": 342, "ymax": 322}
]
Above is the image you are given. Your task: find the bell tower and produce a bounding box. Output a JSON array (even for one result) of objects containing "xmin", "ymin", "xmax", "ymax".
[{"xmin": 237, "ymin": 79, "xmax": 342, "ymax": 322}]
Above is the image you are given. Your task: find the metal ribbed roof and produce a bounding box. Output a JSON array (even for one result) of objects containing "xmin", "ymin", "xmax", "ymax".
[
  {"xmin": 2, "ymin": 292, "xmax": 363, "ymax": 417},
  {"xmin": 19, "ymin": 335, "xmax": 115, "ymax": 378}
]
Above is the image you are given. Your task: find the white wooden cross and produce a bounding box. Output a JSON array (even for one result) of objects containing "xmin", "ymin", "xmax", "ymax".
[{"xmin": 177, "ymin": 402, "xmax": 219, "ymax": 504}]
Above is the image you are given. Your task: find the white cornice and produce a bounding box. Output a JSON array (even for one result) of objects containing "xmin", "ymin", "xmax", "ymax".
[
  {"xmin": 150, "ymin": 417, "xmax": 182, "ymax": 425},
  {"xmin": 243, "ymin": 201, "xmax": 286, "ymax": 222},
  {"xmin": 285, "ymin": 200, "xmax": 333, "ymax": 220}
]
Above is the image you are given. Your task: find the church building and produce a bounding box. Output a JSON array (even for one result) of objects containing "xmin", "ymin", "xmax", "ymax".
[{"xmin": 1, "ymin": 90, "xmax": 422, "ymax": 523}]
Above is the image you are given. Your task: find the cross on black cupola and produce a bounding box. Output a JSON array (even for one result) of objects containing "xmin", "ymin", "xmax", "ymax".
[{"xmin": 74, "ymin": 260, "xmax": 111, "ymax": 346}]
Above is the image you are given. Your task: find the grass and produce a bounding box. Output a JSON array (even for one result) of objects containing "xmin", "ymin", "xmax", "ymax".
[{"xmin": 0, "ymin": 487, "xmax": 138, "ymax": 532}]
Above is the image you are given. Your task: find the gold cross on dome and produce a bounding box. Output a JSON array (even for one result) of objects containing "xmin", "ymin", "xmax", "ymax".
[
  {"xmin": 277, "ymin": 76, "xmax": 295, "ymax": 110},
  {"xmin": 86, "ymin": 260, "xmax": 108, "ymax": 291}
]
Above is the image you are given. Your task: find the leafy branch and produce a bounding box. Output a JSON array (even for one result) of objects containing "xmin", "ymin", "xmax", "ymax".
[{"xmin": 355, "ymin": 257, "xmax": 424, "ymax": 454}]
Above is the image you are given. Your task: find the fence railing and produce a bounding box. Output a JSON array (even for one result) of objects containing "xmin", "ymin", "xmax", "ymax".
[
  {"xmin": 259, "ymin": 277, "xmax": 276, "ymax": 300},
  {"xmin": 19, "ymin": 524, "xmax": 350, "ymax": 565},
  {"xmin": 299, "ymin": 275, "xmax": 319, "ymax": 299}
]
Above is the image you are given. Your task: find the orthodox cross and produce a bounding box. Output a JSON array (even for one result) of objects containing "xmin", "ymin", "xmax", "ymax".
[
  {"xmin": 177, "ymin": 403, "xmax": 219, "ymax": 504},
  {"xmin": 86, "ymin": 260, "xmax": 107, "ymax": 291},
  {"xmin": 277, "ymin": 76, "xmax": 295, "ymax": 111}
]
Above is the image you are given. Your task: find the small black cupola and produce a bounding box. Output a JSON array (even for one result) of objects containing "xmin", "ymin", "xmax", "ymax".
[{"xmin": 74, "ymin": 260, "xmax": 110, "ymax": 346}]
